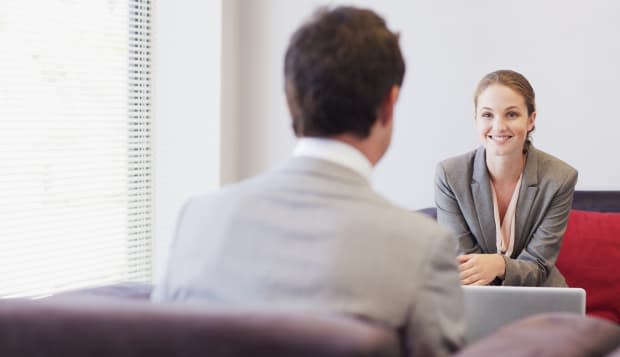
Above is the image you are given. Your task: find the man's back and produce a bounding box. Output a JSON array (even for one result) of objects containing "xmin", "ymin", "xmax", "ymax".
[{"xmin": 153, "ymin": 157, "xmax": 464, "ymax": 356}]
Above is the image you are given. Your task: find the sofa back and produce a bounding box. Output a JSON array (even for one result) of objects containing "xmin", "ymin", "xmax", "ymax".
[
  {"xmin": 420, "ymin": 190, "xmax": 620, "ymax": 219},
  {"xmin": 572, "ymin": 190, "xmax": 620, "ymax": 212},
  {"xmin": 0, "ymin": 297, "xmax": 399, "ymax": 357},
  {"xmin": 556, "ymin": 191, "xmax": 620, "ymax": 323}
]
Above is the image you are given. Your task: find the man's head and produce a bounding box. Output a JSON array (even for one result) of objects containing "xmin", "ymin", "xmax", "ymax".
[{"xmin": 284, "ymin": 6, "xmax": 405, "ymax": 146}]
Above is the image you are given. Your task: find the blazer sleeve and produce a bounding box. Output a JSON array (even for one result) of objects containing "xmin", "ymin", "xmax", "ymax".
[
  {"xmin": 434, "ymin": 162, "xmax": 482, "ymax": 255},
  {"xmin": 502, "ymin": 169, "xmax": 578, "ymax": 286},
  {"xmin": 406, "ymin": 228, "xmax": 465, "ymax": 357}
]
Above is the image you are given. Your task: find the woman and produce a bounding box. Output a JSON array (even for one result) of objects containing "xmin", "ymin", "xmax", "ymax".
[{"xmin": 435, "ymin": 69, "xmax": 577, "ymax": 287}]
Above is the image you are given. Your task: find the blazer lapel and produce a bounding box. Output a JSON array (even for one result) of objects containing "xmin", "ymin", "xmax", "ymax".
[
  {"xmin": 471, "ymin": 147, "xmax": 496, "ymax": 252},
  {"xmin": 514, "ymin": 146, "xmax": 539, "ymax": 256}
]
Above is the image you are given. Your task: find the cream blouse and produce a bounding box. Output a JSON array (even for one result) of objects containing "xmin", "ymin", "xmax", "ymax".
[{"xmin": 491, "ymin": 174, "xmax": 523, "ymax": 256}]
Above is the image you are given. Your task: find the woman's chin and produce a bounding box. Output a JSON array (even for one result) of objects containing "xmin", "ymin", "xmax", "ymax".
[{"xmin": 484, "ymin": 145, "xmax": 518, "ymax": 158}]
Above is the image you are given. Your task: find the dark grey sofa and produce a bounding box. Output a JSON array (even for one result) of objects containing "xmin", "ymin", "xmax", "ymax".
[
  {"xmin": 456, "ymin": 312, "xmax": 620, "ymax": 357},
  {"xmin": 1, "ymin": 283, "xmax": 619, "ymax": 357},
  {"xmin": 0, "ymin": 285, "xmax": 399, "ymax": 357}
]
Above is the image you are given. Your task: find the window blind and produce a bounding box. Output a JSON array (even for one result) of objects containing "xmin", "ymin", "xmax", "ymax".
[{"xmin": 0, "ymin": 0, "xmax": 152, "ymax": 298}]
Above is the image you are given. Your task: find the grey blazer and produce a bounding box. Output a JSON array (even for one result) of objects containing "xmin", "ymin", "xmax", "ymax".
[
  {"xmin": 153, "ymin": 157, "xmax": 465, "ymax": 357},
  {"xmin": 434, "ymin": 146, "xmax": 578, "ymax": 287}
]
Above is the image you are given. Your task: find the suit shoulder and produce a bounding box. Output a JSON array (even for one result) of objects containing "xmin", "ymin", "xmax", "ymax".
[
  {"xmin": 533, "ymin": 148, "xmax": 578, "ymax": 179},
  {"xmin": 184, "ymin": 172, "xmax": 272, "ymax": 210},
  {"xmin": 437, "ymin": 148, "xmax": 478, "ymax": 181},
  {"xmin": 371, "ymin": 196, "xmax": 453, "ymax": 241},
  {"xmin": 439, "ymin": 149, "xmax": 477, "ymax": 168},
  {"xmin": 394, "ymin": 209, "xmax": 456, "ymax": 259}
]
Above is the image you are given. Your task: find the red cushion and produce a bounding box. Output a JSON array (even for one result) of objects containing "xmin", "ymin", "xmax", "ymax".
[{"xmin": 557, "ymin": 210, "xmax": 620, "ymax": 323}]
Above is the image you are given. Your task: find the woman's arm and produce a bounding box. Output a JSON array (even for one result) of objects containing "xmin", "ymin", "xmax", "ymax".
[{"xmin": 434, "ymin": 162, "xmax": 481, "ymax": 255}]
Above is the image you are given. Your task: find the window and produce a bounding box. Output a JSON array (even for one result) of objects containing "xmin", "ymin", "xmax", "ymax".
[{"xmin": 0, "ymin": 0, "xmax": 152, "ymax": 298}]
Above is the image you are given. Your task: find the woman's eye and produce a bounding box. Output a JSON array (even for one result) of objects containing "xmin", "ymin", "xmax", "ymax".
[
  {"xmin": 507, "ymin": 111, "xmax": 519, "ymax": 118},
  {"xmin": 481, "ymin": 112, "xmax": 492, "ymax": 118}
]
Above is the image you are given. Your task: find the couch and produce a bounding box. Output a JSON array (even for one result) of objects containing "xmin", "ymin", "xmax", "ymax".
[
  {"xmin": 0, "ymin": 190, "xmax": 618, "ymax": 356},
  {"xmin": 556, "ymin": 191, "xmax": 620, "ymax": 323},
  {"xmin": 456, "ymin": 312, "xmax": 620, "ymax": 357},
  {"xmin": 1, "ymin": 283, "xmax": 620, "ymax": 357},
  {"xmin": 0, "ymin": 283, "xmax": 399, "ymax": 357}
]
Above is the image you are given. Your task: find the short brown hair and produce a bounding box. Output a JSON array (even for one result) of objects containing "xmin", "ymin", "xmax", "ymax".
[{"xmin": 284, "ymin": 6, "xmax": 405, "ymax": 138}]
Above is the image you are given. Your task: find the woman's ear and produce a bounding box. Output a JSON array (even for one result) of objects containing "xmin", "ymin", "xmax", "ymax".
[{"xmin": 528, "ymin": 111, "xmax": 537, "ymax": 132}]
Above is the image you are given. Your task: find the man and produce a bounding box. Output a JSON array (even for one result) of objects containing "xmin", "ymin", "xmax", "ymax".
[{"xmin": 152, "ymin": 6, "xmax": 464, "ymax": 356}]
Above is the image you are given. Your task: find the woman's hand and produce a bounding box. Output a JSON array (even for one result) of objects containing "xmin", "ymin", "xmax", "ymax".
[{"xmin": 457, "ymin": 254, "xmax": 506, "ymax": 285}]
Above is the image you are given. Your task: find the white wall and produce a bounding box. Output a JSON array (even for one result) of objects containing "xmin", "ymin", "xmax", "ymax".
[
  {"xmin": 228, "ymin": 0, "xmax": 620, "ymax": 210},
  {"xmin": 151, "ymin": 0, "xmax": 620, "ymax": 278},
  {"xmin": 151, "ymin": 0, "xmax": 222, "ymax": 280}
]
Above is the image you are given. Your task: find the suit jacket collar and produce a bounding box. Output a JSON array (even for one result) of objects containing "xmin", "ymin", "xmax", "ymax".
[
  {"xmin": 283, "ymin": 156, "xmax": 371, "ymax": 187},
  {"xmin": 293, "ymin": 138, "xmax": 373, "ymax": 179},
  {"xmin": 470, "ymin": 145, "xmax": 539, "ymax": 255},
  {"xmin": 471, "ymin": 147, "xmax": 495, "ymax": 252},
  {"xmin": 514, "ymin": 145, "xmax": 539, "ymax": 256}
]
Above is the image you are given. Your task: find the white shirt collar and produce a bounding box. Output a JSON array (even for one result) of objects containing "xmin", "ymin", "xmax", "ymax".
[{"xmin": 293, "ymin": 137, "xmax": 373, "ymax": 179}]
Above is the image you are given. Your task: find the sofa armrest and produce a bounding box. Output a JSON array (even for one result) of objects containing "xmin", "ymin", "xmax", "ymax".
[{"xmin": 457, "ymin": 313, "xmax": 620, "ymax": 357}]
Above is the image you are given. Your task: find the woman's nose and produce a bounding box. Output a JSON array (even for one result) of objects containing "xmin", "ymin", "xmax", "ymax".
[{"xmin": 491, "ymin": 117, "xmax": 507, "ymax": 131}]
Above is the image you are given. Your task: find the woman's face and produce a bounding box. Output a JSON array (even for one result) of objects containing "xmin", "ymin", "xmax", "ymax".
[{"xmin": 475, "ymin": 84, "xmax": 536, "ymax": 158}]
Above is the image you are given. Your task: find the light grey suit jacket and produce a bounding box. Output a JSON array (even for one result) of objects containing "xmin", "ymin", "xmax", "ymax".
[
  {"xmin": 435, "ymin": 146, "xmax": 578, "ymax": 287},
  {"xmin": 153, "ymin": 157, "xmax": 464, "ymax": 357}
]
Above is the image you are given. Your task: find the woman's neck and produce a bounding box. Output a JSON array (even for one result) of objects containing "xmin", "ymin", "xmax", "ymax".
[{"xmin": 486, "ymin": 152, "xmax": 526, "ymax": 185}]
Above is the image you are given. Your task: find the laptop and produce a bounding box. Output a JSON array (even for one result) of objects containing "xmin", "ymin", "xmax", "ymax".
[{"xmin": 462, "ymin": 285, "xmax": 586, "ymax": 343}]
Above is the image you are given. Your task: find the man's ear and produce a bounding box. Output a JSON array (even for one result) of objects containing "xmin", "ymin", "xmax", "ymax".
[{"xmin": 379, "ymin": 86, "xmax": 400, "ymax": 126}]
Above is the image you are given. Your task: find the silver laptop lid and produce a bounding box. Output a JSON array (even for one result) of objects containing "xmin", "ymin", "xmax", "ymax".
[{"xmin": 462, "ymin": 285, "xmax": 586, "ymax": 343}]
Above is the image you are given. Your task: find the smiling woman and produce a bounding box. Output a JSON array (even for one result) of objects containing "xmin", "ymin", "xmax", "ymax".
[{"xmin": 434, "ymin": 69, "xmax": 578, "ymax": 287}]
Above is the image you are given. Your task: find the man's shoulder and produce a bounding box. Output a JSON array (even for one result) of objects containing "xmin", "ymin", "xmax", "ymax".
[
  {"xmin": 181, "ymin": 173, "xmax": 272, "ymax": 213},
  {"xmin": 365, "ymin": 196, "xmax": 453, "ymax": 243},
  {"xmin": 183, "ymin": 161, "xmax": 452, "ymax": 242}
]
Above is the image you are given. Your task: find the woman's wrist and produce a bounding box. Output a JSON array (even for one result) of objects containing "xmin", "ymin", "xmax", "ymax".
[{"xmin": 496, "ymin": 254, "xmax": 506, "ymax": 280}]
